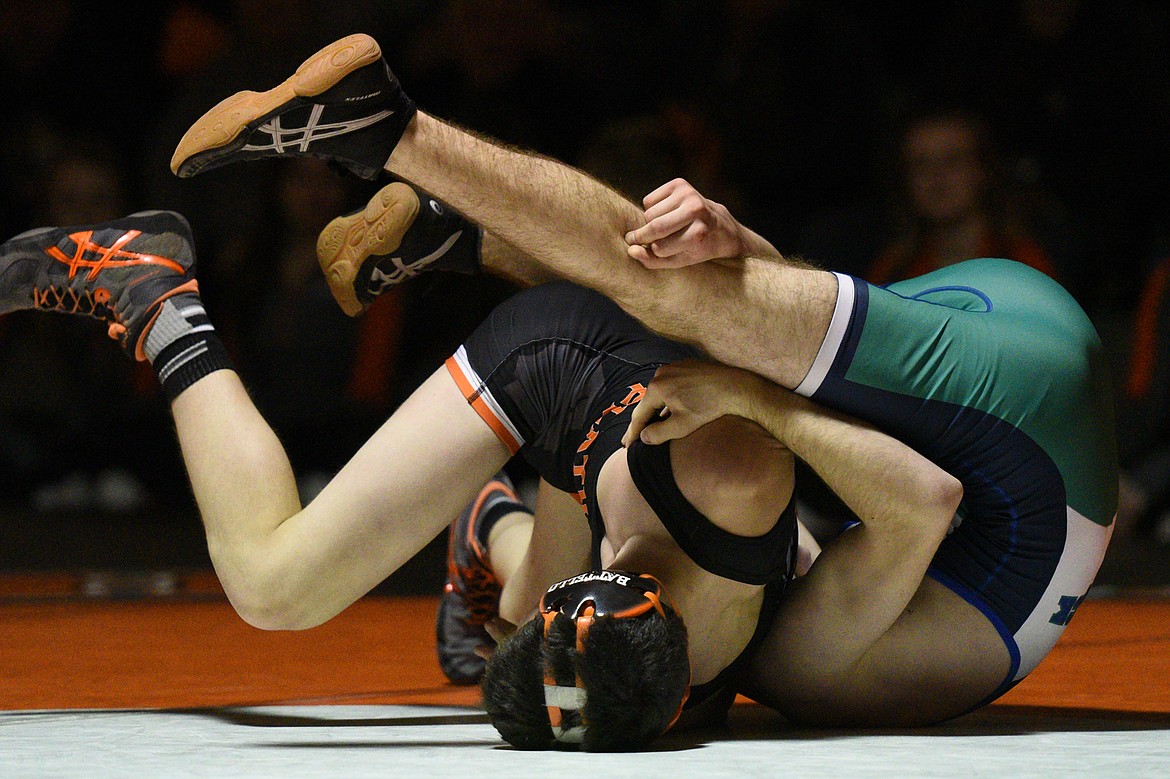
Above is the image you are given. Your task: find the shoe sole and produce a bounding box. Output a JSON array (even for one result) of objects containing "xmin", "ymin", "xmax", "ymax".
[
  {"xmin": 316, "ymin": 181, "xmax": 420, "ymax": 316},
  {"xmin": 170, "ymin": 33, "xmax": 383, "ymax": 177}
]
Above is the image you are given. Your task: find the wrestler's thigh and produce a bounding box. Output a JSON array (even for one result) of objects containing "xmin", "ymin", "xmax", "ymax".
[
  {"xmin": 741, "ymin": 576, "xmax": 1009, "ymax": 727},
  {"xmin": 498, "ymin": 478, "xmax": 592, "ymax": 624}
]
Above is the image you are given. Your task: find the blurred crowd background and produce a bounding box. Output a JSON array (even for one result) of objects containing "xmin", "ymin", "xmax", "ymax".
[{"xmin": 1, "ymin": 0, "xmax": 1169, "ymax": 575}]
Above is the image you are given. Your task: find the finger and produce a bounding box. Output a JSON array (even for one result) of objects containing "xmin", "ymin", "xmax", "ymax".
[
  {"xmin": 647, "ymin": 231, "xmax": 692, "ymax": 259},
  {"xmin": 629, "ymin": 240, "xmax": 697, "ymax": 269},
  {"xmin": 646, "ymin": 221, "xmax": 702, "ymax": 256},
  {"xmin": 628, "ymin": 243, "xmax": 676, "ymax": 268},
  {"xmin": 627, "ymin": 218, "xmax": 682, "ymax": 248},
  {"xmin": 623, "ymin": 388, "xmax": 668, "ymax": 447},
  {"xmin": 623, "ymin": 399, "xmax": 664, "ymax": 447},
  {"xmin": 626, "ymin": 207, "xmax": 693, "ymax": 247},
  {"xmin": 641, "ymin": 189, "xmax": 686, "ymax": 223},
  {"xmin": 639, "ymin": 412, "xmax": 691, "ymax": 446},
  {"xmin": 652, "ymin": 211, "xmax": 715, "ymax": 254},
  {"xmin": 641, "ymin": 178, "xmax": 684, "ymax": 209}
]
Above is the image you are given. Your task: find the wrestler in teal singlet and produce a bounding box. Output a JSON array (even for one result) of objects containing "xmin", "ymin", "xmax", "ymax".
[{"xmin": 796, "ymin": 257, "xmax": 1118, "ymax": 698}]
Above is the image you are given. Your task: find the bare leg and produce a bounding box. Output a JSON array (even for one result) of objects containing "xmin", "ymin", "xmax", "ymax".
[
  {"xmin": 741, "ymin": 576, "xmax": 1009, "ymax": 726},
  {"xmin": 494, "ymin": 480, "xmax": 592, "ymax": 627},
  {"xmin": 480, "ymin": 232, "xmax": 558, "ymax": 288},
  {"xmin": 173, "ymin": 367, "xmax": 511, "ymax": 630},
  {"xmin": 388, "ymin": 114, "xmax": 836, "ymax": 390},
  {"xmin": 483, "ymin": 511, "xmax": 533, "ymax": 585}
]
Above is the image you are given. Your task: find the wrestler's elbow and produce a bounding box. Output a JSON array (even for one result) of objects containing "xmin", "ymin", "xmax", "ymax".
[{"xmin": 920, "ymin": 471, "xmax": 964, "ymax": 536}]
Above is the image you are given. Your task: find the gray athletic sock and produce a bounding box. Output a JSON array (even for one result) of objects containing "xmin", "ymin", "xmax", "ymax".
[{"xmin": 143, "ymin": 292, "xmax": 233, "ymax": 402}]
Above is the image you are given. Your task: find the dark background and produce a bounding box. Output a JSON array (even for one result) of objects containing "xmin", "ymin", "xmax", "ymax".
[{"xmin": 1, "ymin": 0, "xmax": 1168, "ymax": 593}]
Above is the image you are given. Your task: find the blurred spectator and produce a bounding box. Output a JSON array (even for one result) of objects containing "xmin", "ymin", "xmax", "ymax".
[
  {"xmin": 1110, "ymin": 253, "xmax": 1170, "ymax": 541},
  {"xmin": 0, "ymin": 133, "xmax": 172, "ymax": 512},
  {"xmin": 865, "ymin": 107, "xmax": 1061, "ymax": 285},
  {"xmin": 910, "ymin": 0, "xmax": 1170, "ymax": 309}
]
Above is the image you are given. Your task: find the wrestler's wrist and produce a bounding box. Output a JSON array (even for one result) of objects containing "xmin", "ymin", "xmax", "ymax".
[{"xmin": 734, "ymin": 372, "xmax": 780, "ymax": 430}]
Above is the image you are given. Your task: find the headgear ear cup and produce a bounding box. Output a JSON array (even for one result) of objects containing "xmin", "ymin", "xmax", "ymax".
[
  {"xmin": 541, "ymin": 609, "xmax": 589, "ymax": 744},
  {"xmin": 538, "ymin": 571, "xmax": 690, "ymax": 745}
]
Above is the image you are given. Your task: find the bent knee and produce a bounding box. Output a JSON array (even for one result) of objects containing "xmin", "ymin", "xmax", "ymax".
[
  {"xmin": 224, "ymin": 582, "xmax": 320, "ymax": 631},
  {"xmin": 670, "ymin": 415, "xmax": 794, "ymax": 537},
  {"xmin": 209, "ymin": 548, "xmax": 323, "ymax": 631}
]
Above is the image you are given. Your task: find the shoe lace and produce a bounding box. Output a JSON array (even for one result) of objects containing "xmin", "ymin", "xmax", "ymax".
[
  {"xmin": 31, "ymin": 283, "xmax": 127, "ymax": 341},
  {"xmin": 448, "ymin": 562, "xmax": 502, "ymax": 624},
  {"xmin": 31, "ymin": 283, "xmax": 112, "ymax": 317}
]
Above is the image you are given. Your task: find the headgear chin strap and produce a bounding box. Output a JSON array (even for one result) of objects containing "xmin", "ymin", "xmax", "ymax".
[{"xmin": 538, "ymin": 570, "xmax": 689, "ymax": 745}]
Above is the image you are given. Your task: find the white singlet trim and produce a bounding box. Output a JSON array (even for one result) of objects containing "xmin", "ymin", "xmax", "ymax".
[
  {"xmin": 794, "ymin": 272, "xmax": 855, "ymax": 398},
  {"xmin": 450, "ymin": 345, "xmax": 526, "ymax": 448},
  {"xmin": 1011, "ymin": 506, "xmax": 1114, "ymax": 679}
]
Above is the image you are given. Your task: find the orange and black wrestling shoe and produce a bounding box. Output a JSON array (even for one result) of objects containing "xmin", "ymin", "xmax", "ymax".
[
  {"xmin": 0, "ymin": 210, "xmax": 198, "ymax": 360},
  {"xmin": 437, "ymin": 472, "xmax": 525, "ymax": 685}
]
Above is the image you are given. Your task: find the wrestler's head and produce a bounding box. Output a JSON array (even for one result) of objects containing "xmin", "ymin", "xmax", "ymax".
[{"xmin": 481, "ymin": 570, "xmax": 690, "ymax": 751}]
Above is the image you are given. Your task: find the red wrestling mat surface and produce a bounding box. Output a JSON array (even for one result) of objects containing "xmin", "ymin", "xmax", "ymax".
[{"xmin": 2, "ymin": 573, "xmax": 1168, "ymax": 713}]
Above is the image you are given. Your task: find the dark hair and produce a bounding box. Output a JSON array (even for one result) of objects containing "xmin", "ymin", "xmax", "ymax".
[{"xmin": 481, "ymin": 604, "xmax": 690, "ymax": 751}]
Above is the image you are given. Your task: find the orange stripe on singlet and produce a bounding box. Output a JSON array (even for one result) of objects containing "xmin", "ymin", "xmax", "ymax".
[{"xmin": 445, "ymin": 355, "xmax": 521, "ymax": 454}]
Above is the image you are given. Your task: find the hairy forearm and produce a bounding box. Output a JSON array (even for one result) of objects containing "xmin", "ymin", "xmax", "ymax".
[
  {"xmin": 739, "ymin": 379, "xmax": 961, "ymax": 535},
  {"xmin": 736, "ymin": 377, "xmax": 963, "ymax": 675}
]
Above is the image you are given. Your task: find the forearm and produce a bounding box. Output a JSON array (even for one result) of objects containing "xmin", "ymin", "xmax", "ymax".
[
  {"xmin": 389, "ymin": 113, "xmax": 646, "ymax": 293},
  {"xmin": 740, "ymin": 380, "xmax": 962, "ymax": 670},
  {"xmin": 739, "ymin": 224, "xmax": 783, "ymax": 262},
  {"xmin": 766, "ymin": 395, "xmax": 962, "ymax": 536}
]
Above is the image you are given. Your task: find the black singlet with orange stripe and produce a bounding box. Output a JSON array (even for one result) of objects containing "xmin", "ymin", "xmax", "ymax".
[
  {"xmin": 445, "ymin": 281, "xmax": 797, "ymax": 707},
  {"xmin": 447, "ymin": 281, "xmax": 698, "ymax": 531},
  {"xmin": 447, "ymin": 281, "xmax": 798, "ymax": 576}
]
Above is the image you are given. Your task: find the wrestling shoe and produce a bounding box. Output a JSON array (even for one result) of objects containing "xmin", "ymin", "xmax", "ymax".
[
  {"xmin": 437, "ymin": 472, "xmax": 525, "ymax": 685},
  {"xmin": 171, "ymin": 33, "xmax": 414, "ymax": 180},
  {"xmin": 317, "ymin": 181, "xmax": 481, "ymax": 316},
  {"xmin": 0, "ymin": 211, "xmax": 198, "ymax": 360}
]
